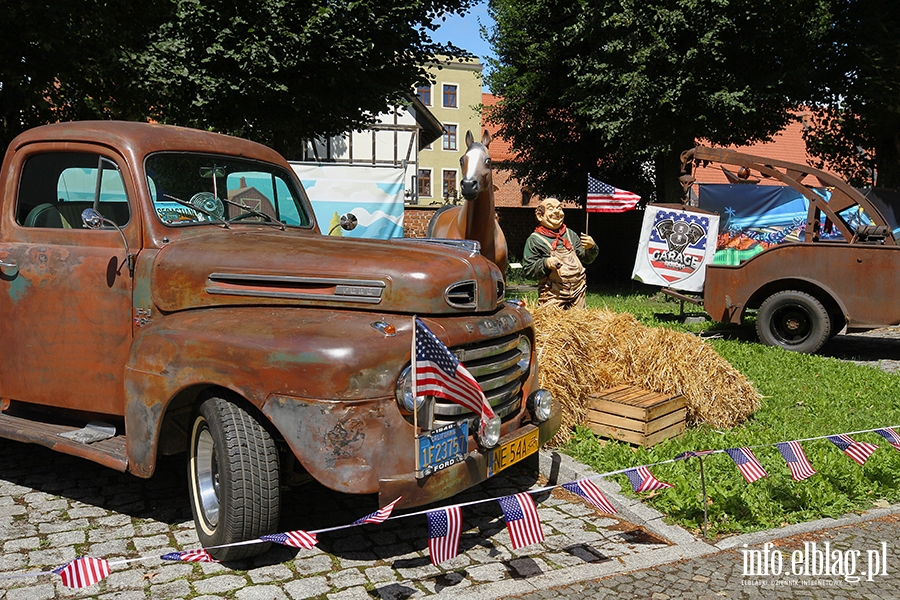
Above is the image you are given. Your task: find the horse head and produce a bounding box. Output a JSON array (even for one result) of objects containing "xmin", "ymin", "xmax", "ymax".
[{"xmin": 459, "ymin": 130, "xmax": 492, "ymax": 201}]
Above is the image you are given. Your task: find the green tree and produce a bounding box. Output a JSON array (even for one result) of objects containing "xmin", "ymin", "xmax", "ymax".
[
  {"xmin": 803, "ymin": 0, "xmax": 900, "ymax": 187},
  {"xmin": 1, "ymin": 1, "xmax": 475, "ymax": 157},
  {"xmin": 484, "ymin": 0, "xmax": 831, "ymax": 202},
  {"xmin": 0, "ymin": 0, "xmax": 168, "ymax": 148},
  {"xmin": 130, "ymin": 0, "xmax": 477, "ymax": 157}
]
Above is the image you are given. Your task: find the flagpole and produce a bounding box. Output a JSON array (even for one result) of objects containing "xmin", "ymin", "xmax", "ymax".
[
  {"xmin": 411, "ymin": 316, "xmax": 419, "ymax": 478},
  {"xmin": 699, "ymin": 456, "xmax": 709, "ymax": 539}
]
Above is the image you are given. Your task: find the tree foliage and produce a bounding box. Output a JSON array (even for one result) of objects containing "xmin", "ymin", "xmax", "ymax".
[
  {"xmin": 0, "ymin": 0, "xmax": 476, "ymax": 157},
  {"xmin": 128, "ymin": 0, "xmax": 477, "ymax": 157},
  {"xmin": 0, "ymin": 0, "xmax": 168, "ymax": 149},
  {"xmin": 484, "ymin": 0, "xmax": 832, "ymax": 202},
  {"xmin": 804, "ymin": 0, "xmax": 900, "ymax": 187}
]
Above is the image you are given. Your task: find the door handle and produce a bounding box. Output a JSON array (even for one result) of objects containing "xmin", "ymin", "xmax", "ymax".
[{"xmin": 0, "ymin": 259, "xmax": 18, "ymax": 277}]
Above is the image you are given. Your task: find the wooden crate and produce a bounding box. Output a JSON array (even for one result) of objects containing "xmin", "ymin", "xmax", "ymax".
[{"xmin": 587, "ymin": 385, "xmax": 686, "ymax": 447}]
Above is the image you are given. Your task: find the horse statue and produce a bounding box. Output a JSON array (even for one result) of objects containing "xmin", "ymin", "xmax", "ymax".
[{"xmin": 426, "ymin": 129, "xmax": 509, "ymax": 276}]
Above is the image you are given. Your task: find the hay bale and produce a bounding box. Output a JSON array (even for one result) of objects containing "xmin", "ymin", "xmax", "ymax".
[{"xmin": 531, "ymin": 304, "xmax": 760, "ymax": 445}]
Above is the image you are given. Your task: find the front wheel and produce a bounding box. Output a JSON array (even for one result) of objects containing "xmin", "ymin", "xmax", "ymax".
[
  {"xmin": 188, "ymin": 396, "xmax": 280, "ymax": 561},
  {"xmin": 756, "ymin": 290, "xmax": 831, "ymax": 354}
]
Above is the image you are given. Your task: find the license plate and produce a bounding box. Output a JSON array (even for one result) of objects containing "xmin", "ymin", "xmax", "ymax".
[
  {"xmin": 417, "ymin": 421, "xmax": 468, "ymax": 477},
  {"xmin": 488, "ymin": 428, "xmax": 540, "ymax": 477}
]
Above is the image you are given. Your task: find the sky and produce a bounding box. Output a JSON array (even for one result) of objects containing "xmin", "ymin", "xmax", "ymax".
[{"xmin": 430, "ymin": 2, "xmax": 498, "ymax": 68}]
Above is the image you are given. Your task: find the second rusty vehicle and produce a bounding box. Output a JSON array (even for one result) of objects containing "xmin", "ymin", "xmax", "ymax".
[
  {"xmin": 679, "ymin": 146, "xmax": 900, "ymax": 353},
  {"xmin": 0, "ymin": 121, "xmax": 559, "ymax": 559}
]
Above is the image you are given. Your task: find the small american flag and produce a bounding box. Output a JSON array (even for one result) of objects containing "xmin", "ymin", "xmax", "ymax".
[
  {"xmin": 827, "ymin": 434, "xmax": 878, "ymax": 466},
  {"xmin": 427, "ymin": 506, "xmax": 462, "ymax": 565},
  {"xmin": 260, "ymin": 530, "xmax": 318, "ymax": 550},
  {"xmin": 725, "ymin": 447, "xmax": 768, "ymax": 483},
  {"xmin": 674, "ymin": 449, "xmax": 717, "ymax": 461},
  {"xmin": 53, "ymin": 557, "xmax": 111, "ymax": 588},
  {"xmin": 160, "ymin": 548, "xmax": 219, "ymax": 563},
  {"xmin": 776, "ymin": 441, "xmax": 816, "ymax": 481},
  {"xmin": 875, "ymin": 428, "xmax": 900, "ymax": 452},
  {"xmin": 415, "ymin": 318, "xmax": 495, "ymax": 426},
  {"xmin": 498, "ymin": 492, "xmax": 544, "ymax": 549},
  {"xmin": 562, "ymin": 479, "xmax": 617, "ymax": 514},
  {"xmin": 586, "ymin": 174, "xmax": 641, "ymax": 213},
  {"xmin": 353, "ymin": 496, "xmax": 402, "ymax": 525},
  {"xmin": 625, "ymin": 466, "xmax": 673, "ymax": 493}
]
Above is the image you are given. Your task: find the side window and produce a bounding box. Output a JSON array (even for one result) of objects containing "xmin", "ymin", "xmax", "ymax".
[
  {"xmin": 226, "ymin": 171, "xmax": 303, "ymax": 226},
  {"xmin": 17, "ymin": 152, "xmax": 130, "ymax": 228}
]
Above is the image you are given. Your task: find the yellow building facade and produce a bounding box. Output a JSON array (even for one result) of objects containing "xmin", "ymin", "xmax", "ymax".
[{"xmin": 413, "ymin": 56, "xmax": 483, "ymax": 205}]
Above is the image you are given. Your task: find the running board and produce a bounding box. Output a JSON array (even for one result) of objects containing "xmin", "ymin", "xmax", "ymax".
[{"xmin": 0, "ymin": 412, "xmax": 127, "ymax": 472}]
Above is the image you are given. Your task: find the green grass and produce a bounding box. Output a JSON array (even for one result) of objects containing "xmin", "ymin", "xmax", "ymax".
[{"xmin": 552, "ymin": 287, "xmax": 900, "ymax": 539}]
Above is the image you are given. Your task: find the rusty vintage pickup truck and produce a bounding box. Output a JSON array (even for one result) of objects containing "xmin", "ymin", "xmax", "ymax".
[
  {"xmin": 0, "ymin": 121, "xmax": 559, "ymax": 559},
  {"xmin": 679, "ymin": 146, "xmax": 900, "ymax": 354}
]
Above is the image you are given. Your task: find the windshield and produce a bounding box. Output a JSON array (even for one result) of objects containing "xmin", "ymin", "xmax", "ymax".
[{"xmin": 145, "ymin": 153, "xmax": 311, "ymax": 227}]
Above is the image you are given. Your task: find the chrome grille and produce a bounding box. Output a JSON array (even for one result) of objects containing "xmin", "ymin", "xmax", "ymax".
[{"xmin": 433, "ymin": 333, "xmax": 530, "ymax": 428}]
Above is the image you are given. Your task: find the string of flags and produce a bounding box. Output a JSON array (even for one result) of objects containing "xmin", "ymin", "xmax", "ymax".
[{"xmin": 9, "ymin": 424, "xmax": 900, "ymax": 589}]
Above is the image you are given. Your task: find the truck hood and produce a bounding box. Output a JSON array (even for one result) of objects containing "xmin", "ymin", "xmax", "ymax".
[{"xmin": 151, "ymin": 230, "xmax": 505, "ymax": 314}]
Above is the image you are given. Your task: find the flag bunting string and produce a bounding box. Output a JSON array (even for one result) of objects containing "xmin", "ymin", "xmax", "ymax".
[{"xmin": 5, "ymin": 424, "xmax": 900, "ymax": 587}]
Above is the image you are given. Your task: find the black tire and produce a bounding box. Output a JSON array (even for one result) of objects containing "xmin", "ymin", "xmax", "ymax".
[
  {"xmin": 188, "ymin": 396, "xmax": 280, "ymax": 561},
  {"xmin": 756, "ymin": 290, "xmax": 831, "ymax": 353}
]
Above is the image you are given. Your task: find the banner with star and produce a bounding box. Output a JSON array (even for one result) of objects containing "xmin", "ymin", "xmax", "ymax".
[{"xmin": 632, "ymin": 205, "xmax": 719, "ymax": 292}]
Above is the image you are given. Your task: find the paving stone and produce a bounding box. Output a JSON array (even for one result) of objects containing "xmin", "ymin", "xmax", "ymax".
[
  {"xmin": 27, "ymin": 547, "xmax": 76, "ymax": 568},
  {"xmin": 294, "ymin": 555, "xmax": 334, "ymax": 575},
  {"xmin": 372, "ymin": 581, "xmax": 426, "ymax": 599},
  {"xmin": 363, "ymin": 565, "xmax": 396, "ymax": 584},
  {"xmin": 326, "ymin": 586, "xmax": 371, "ymax": 600},
  {"xmin": 89, "ymin": 525, "xmax": 135, "ymax": 543},
  {"xmin": 283, "ymin": 576, "xmax": 330, "ymax": 599},
  {"xmin": 328, "ymin": 569, "xmax": 366, "ymax": 589},
  {"xmin": 235, "ymin": 585, "xmax": 290, "ymax": 600},
  {"xmin": 47, "ymin": 530, "xmax": 85, "ymax": 547},
  {"xmin": 248, "ymin": 564, "xmax": 294, "ymax": 584},
  {"xmin": 150, "ymin": 578, "xmax": 191, "ymax": 599},
  {"xmin": 466, "ymin": 562, "xmax": 509, "ymax": 582},
  {"xmin": 5, "ymin": 583, "xmax": 56, "ymax": 600},
  {"xmin": 4, "ymin": 538, "xmax": 40, "ymax": 553},
  {"xmin": 191, "ymin": 574, "xmax": 247, "ymax": 594},
  {"xmin": 132, "ymin": 535, "xmax": 172, "ymax": 553}
]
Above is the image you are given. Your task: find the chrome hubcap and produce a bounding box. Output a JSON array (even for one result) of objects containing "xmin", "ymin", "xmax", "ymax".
[{"xmin": 195, "ymin": 428, "xmax": 219, "ymax": 526}]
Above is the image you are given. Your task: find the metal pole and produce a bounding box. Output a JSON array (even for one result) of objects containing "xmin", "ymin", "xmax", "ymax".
[
  {"xmin": 699, "ymin": 456, "xmax": 709, "ymax": 539},
  {"xmin": 411, "ymin": 316, "xmax": 419, "ymax": 477}
]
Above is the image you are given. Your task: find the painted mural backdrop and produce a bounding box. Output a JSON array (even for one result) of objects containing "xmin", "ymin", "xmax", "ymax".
[
  {"xmin": 291, "ymin": 163, "xmax": 406, "ymax": 239},
  {"xmin": 696, "ymin": 184, "xmax": 872, "ymax": 265}
]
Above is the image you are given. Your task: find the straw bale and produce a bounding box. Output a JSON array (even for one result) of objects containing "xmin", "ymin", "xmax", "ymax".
[{"xmin": 530, "ymin": 304, "xmax": 760, "ymax": 445}]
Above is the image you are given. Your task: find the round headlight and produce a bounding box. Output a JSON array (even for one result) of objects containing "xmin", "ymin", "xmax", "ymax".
[
  {"xmin": 527, "ymin": 389, "xmax": 553, "ymax": 423},
  {"xmin": 476, "ymin": 415, "xmax": 502, "ymax": 448},
  {"xmin": 395, "ymin": 366, "xmax": 424, "ymax": 412}
]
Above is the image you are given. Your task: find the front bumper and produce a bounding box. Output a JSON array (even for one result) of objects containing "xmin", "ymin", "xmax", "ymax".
[{"xmin": 377, "ymin": 403, "xmax": 562, "ymax": 509}]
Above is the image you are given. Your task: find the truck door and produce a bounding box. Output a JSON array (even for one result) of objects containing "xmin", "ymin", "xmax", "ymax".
[{"xmin": 0, "ymin": 148, "xmax": 138, "ymax": 415}]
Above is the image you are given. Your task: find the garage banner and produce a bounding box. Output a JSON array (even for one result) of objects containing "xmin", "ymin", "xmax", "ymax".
[{"xmin": 632, "ymin": 205, "xmax": 719, "ymax": 292}]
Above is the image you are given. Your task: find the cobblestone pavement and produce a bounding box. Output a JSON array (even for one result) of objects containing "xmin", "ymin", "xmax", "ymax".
[
  {"xmin": 822, "ymin": 326, "xmax": 900, "ymax": 374},
  {"xmin": 0, "ymin": 439, "xmax": 671, "ymax": 600},
  {"xmin": 511, "ymin": 513, "xmax": 900, "ymax": 599}
]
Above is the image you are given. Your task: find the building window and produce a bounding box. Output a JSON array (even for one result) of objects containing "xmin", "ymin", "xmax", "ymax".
[
  {"xmin": 416, "ymin": 84, "xmax": 432, "ymax": 106},
  {"xmin": 443, "ymin": 84, "xmax": 458, "ymax": 108},
  {"xmin": 418, "ymin": 169, "xmax": 432, "ymax": 197},
  {"xmin": 443, "ymin": 170, "xmax": 457, "ymax": 201},
  {"xmin": 442, "ymin": 124, "xmax": 458, "ymax": 151}
]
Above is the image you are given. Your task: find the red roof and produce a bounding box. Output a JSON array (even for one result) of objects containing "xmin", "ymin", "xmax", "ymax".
[{"xmin": 693, "ymin": 112, "xmax": 838, "ymax": 185}]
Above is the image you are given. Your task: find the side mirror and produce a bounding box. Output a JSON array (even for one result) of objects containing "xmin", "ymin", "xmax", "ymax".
[
  {"xmin": 81, "ymin": 209, "xmax": 136, "ymax": 277},
  {"xmin": 339, "ymin": 213, "xmax": 358, "ymax": 231},
  {"xmin": 327, "ymin": 213, "xmax": 359, "ymax": 235}
]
